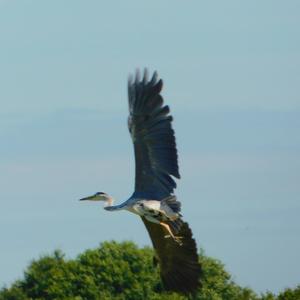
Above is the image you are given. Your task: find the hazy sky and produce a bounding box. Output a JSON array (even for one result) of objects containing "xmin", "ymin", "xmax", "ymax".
[{"xmin": 0, "ymin": 0, "xmax": 299, "ymax": 294}]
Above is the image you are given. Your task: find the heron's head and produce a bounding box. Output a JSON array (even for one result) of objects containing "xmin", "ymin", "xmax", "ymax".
[{"xmin": 80, "ymin": 192, "xmax": 111, "ymax": 202}]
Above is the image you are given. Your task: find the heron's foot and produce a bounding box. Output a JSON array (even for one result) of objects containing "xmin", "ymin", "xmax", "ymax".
[
  {"xmin": 164, "ymin": 234, "xmax": 183, "ymax": 245},
  {"xmin": 173, "ymin": 235, "xmax": 184, "ymax": 246},
  {"xmin": 160, "ymin": 222, "xmax": 183, "ymax": 245}
]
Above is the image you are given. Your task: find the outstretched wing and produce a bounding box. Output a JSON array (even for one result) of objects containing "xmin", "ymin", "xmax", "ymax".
[
  {"xmin": 141, "ymin": 217, "xmax": 201, "ymax": 294},
  {"xmin": 128, "ymin": 69, "xmax": 180, "ymax": 199}
]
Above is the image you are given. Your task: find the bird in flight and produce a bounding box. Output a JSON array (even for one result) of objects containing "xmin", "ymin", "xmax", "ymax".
[{"xmin": 80, "ymin": 69, "xmax": 201, "ymax": 294}]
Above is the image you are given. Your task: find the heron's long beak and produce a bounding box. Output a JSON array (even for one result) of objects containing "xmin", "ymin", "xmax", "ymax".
[{"xmin": 79, "ymin": 195, "xmax": 95, "ymax": 201}]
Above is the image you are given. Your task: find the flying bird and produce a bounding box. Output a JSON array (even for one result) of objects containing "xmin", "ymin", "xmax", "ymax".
[{"xmin": 80, "ymin": 69, "xmax": 201, "ymax": 294}]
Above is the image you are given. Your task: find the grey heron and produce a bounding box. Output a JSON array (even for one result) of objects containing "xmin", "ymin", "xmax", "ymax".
[{"xmin": 80, "ymin": 69, "xmax": 201, "ymax": 294}]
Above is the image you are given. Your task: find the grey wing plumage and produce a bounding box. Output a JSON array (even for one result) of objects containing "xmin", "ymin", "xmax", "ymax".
[
  {"xmin": 128, "ymin": 69, "xmax": 180, "ymax": 199},
  {"xmin": 141, "ymin": 217, "xmax": 202, "ymax": 294}
]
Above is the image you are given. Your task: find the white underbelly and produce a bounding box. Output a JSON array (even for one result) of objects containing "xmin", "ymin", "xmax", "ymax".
[{"xmin": 129, "ymin": 200, "xmax": 161, "ymax": 216}]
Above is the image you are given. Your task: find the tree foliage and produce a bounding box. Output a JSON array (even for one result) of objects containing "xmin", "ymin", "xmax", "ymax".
[{"xmin": 0, "ymin": 241, "xmax": 299, "ymax": 300}]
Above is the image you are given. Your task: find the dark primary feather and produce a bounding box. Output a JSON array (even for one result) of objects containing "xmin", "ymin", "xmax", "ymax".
[
  {"xmin": 142, "ymin": 217, "xmax": 201, "ymax": 294},
  {"xmin": 128, "ymin": 69, "xmax": 180, "ymax": 199}
]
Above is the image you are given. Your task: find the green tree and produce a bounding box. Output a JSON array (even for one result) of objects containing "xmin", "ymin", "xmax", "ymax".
[
  {"xmin": 196, "ymin": 250, "xmax": 259, "ymax": 300},
  {"xmin": 0, "ymin": 241, "xmax": 298, "ymax": 300},
  {"xmin": 276, "ymin": 285, "xmax": 300, "ymax": 300}
]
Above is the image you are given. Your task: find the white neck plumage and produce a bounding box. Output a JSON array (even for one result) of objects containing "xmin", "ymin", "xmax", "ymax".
[{"xmin": 104, "ymin": 196, "xmax": 114, "ymax": 207}]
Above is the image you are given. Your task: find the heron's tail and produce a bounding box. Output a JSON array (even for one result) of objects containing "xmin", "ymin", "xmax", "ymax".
[{"xmin": 162, "ymin": 196, "xmax": 181, "ymax": 214}]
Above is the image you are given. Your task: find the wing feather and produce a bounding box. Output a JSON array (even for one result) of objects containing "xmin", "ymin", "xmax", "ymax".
[
  {"xmin": 128, "ymin": 69, "xmax": 180, "ymax": 199},
  {"xmin": 141, "ymin": 217, "xmax": 201, "ymax": 294}
]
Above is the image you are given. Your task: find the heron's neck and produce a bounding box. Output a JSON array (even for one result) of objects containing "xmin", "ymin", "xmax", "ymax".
[
  {"xmin": 104, "ymin": 198, "xmax": 128, "ymax": 211},
  {"xmin": 104, "ymin": 196, "xmax": 114, "ymax": 207}
]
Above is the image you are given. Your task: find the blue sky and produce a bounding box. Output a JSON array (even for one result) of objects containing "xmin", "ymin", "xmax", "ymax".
[{"xmin": 0, "ymin": 0, "xmax": 299, "ymax": 294}]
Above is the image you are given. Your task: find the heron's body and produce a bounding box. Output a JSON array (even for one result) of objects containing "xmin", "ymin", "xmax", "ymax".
[
  {"xmin": 106, "ymin": 197, "xmax": 179, "ymax": 218},
  {"xmin": 80, "ymin": 69, "xmax": 201, "ymax": 294},
  {"xmin": 103, "ymin": 196, "xmax": 183, "ymax": 242}
]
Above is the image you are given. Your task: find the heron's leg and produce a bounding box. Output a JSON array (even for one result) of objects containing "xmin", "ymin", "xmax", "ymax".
[
  {"xmin": 159, "ymin": 222, "xmax": 183, "ymax": 245},
  {"xmin": 144, "ymin": 215, "xmax": 183, "ymax": 245},
  {"xmin": 159, "ymin": 222, "xmax": 175, "ymax": 238}
]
